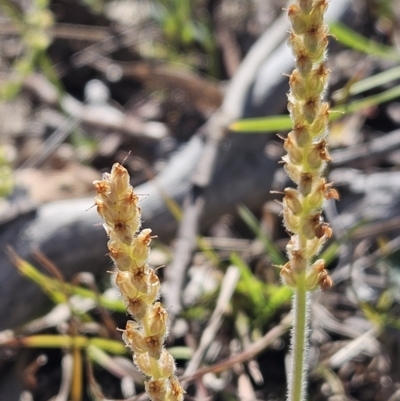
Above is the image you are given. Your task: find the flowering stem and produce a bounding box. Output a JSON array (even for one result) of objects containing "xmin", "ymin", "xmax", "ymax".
[
  {"xmin": 277, "ymin": 1, "xmax": 339, "ymax": 400},
  {"xmin": 290, "ymin": 273, "xmax": 309, "ymax": 401},
  {"xmin": 93, "ymin": 163, "xmax": 184, "ymax": 401}
]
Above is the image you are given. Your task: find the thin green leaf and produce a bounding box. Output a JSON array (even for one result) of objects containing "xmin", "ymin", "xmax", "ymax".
[
  {"xmin": 333, "ymin": 66, "xmax": 400, "ymax": 103},
  {"xmin": 230, "ymin": 115, "xmax": 291, "ymax": 133},
  {"xmin": 196, "ymin": 235, "xmax": 221, "ymax": 265},
  {"xmin": 330, "ymin": 22, "xmax": 400, "ymax": 61},
  {"xmin": 237, "ymin": 205, "xmax": 285, "ymax": 265},
  {"xmin": 9, "ymin": 250, "xmax": 126, "ymax": 313},
  {"xmin": 9, "ymin": 251, "xmax": 68, "ymax": 305},
  {"xmin": 386, "ymin": 316, "xmax": 400, "ymax": 330},
  {"xmin": 15, "ymin": 334, "xmax": 127, "ymax": 355},
  {"xmin": 230, "ymin": 85, "xmax": 400, "ymax": 133},
  {"xmin": 334, "ymin": 84, "xmax": 400, "ymax": 114},
  {"xmin": 319, "ymin": 242, "xmax": 340, "ymax": 266},
  {"xmin": 168, "ymin": 346, "xmax": 193, "ymax": 360},
  {"xmin": 349, "ymin": 66, "xmax": 400, "ymax": 96},
  {"xmin": 86, "ymin": 345, "xmax": 131, "ymax": 379},
  {"xmin": 267, "ymin": 285, "xmax": 292, "ymax": 308},
  {"xmin": 230, "ymin": 253, "xmax": 264, "ymax": 308},
  {"xmin": 89, "ymin": 338, "xmax": 128, "ymax": 354}
]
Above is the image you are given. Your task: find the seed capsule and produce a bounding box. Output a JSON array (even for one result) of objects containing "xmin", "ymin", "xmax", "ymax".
[
  {"xmin": 135, "ymin": 353, "xmax": 153, "ymax": 376},
  {"xmin": 288, "ymin": 32, "xmax": 304, "ymax": 58},
  {"xmin": 284, "ymin": 188, "xmax": 303, "ymax": 215},
  {"xmin": 326, "ymin": 187, "xmax": 339, "ymax": 200},
  {"xmin": 169, "ymin": 376, "xmax": 185, "ymax": 401},
  {"xmin": 282, "ymin": 207, "xmax": 300, "ymax": 233},
  {"xmin": 311, "ymin": 103, "xmax": 330, "ymax": 137},
  {"xmin": 147, "ymin": 302, "xmax": 168, "ymax": 338},
  {"xmin": 145, "ymin": 379, "xmax": 168, "ymax": 401},
  {"xmin": 306, "ymin": 259, "xmax": 326, "ymax": 290},
  {"xmin": 290, "ymin": 70, "xmax": 307, "ymax": 100},
  {"xmin": 131, "ymin": 229, "xmax": 153, "ymax": 268},
  {"xmin": 301, "ymin": 211, "xmax": 321, "ymax": 240},
  {"xmin": 307, "ymin": 178, "xmax": 325, "ymax": 209},
  {"xmin": 287, "ymin": 4, "xmax": 308, "ymax": 34},
  {"xmin": 310, "ymin": 0, "xmax": 329, "ymax": 26},
  {"xmin": 314, "ymin": 223, "xmax": 332, "ymax": 239},
  {"xmin": 158, "ymin": 349, "xmax": 176, "ymax": 378},
  {"xmin": 318, "ymin": 270, "xmax": 333, "ymax": 291},
  {"xmin": 299, "ymin": 172, "xmax": 315, "ymax": 195},
  {"xmin": 307, "ymin": 146, "xmax": 323, "ymax": 170},
  {"xmin": 296, "ymin": 50, "xmax": 313, "ymax": 75},
  {"xmin": 284, "ymin": 135, "xmax": 303, "ymax": 165},
  {"xmin": 284, "ymin": 161, "xmax": 301, "ymax": 185},
  {"xmin": 123, "ymin": 323, "xmax": 147, "ymax": 354},
  {"xmin": 126, "ymin": 296, "xmax": 147, "ymax": 320},
  {"xmin": 303, "ymin": 95, "xmax": 321, "ymax": 123},
  {"xmin": 292, "ymin": 124, "xmax": 310, "ymax": 148},
  {"xmin": 309, "ymin": 64, "xmax": 330, "ymax": 95},
  {"xmin": 280, "ymin": 262, "xmax": 298, "ymax": 288},
  {"xmin": 290, "ymin": 249, "xmax": 307, "ymax": 274},
  {"xmin": 298, "ymin": 0, "xmax": 313, "ymax": 14},
  {"xmin": 304, "ymin": 24, "xmax": 328, "ymax": 55},
  {"xmin": 144, "ymin": 334, "xmax": 164, "ymax": 359},
  {"xmin": 307, "ymin": 236, "xmax": 326, "ymax": 258}
]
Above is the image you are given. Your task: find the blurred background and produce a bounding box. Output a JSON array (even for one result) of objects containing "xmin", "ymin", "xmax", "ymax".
[{"xmin": 2, "ymin": 0, "xmax": 400, "ymax": 400}]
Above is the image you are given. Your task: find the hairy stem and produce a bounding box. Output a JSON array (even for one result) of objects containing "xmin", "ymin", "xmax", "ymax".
[{"xmin": 290, "ymin": 273, "xmax": 309, "ymax": 401}]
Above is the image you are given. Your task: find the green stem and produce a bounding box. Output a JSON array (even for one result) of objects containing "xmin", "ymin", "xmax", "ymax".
[{"xmin": 289, "ymin": 272, "xmax": 309, "ymax": 401}]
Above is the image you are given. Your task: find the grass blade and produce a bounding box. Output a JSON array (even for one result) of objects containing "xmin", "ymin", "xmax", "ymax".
[
  {"xmin": 330, "ymin": 22, "xmax": 400, "ymax": 61},
  {"xmin": 8, "ymin": 248, "xmax": 126, "ymax": 313},
  {"xmin": 238, "ymin": 205, "xmax": 285, "ymax": 265},
  {"xmin": 230, "ymin": 85, "xmax": 400, "ymax": 133}
]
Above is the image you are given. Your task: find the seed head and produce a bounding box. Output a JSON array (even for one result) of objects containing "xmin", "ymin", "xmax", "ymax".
[{"xmin": 94, "ymin": 163, "xmax": 183, "ymax": 399}]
